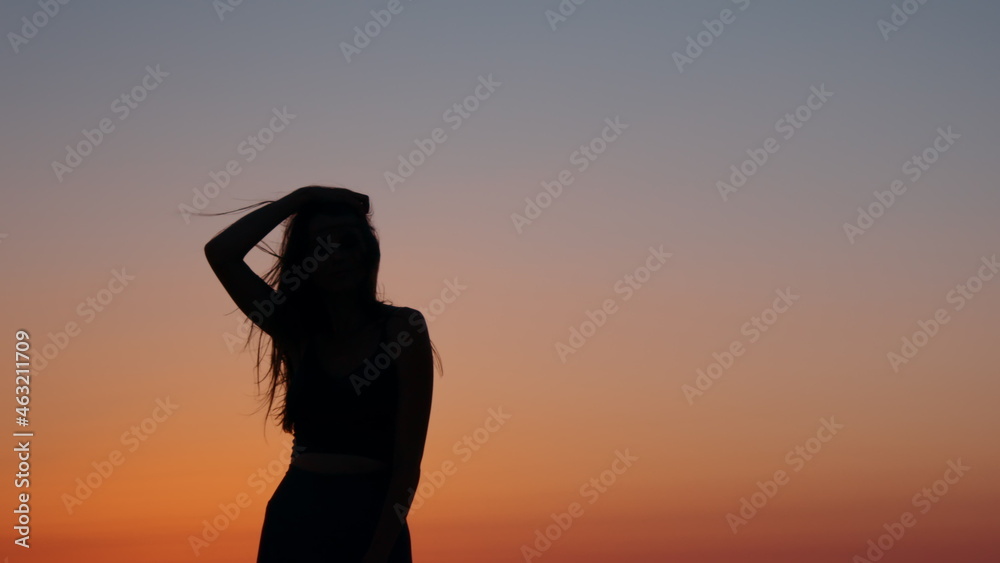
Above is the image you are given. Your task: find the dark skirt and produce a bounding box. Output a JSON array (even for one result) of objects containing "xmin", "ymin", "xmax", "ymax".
[{"xmin": 256, "ymin": 464, "xmax": 412, "ymax": 562}]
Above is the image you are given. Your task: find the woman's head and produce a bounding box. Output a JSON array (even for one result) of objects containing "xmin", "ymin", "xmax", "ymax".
[{"xmin": 274, "ymin": 193, "xmax": 384, "ymax": 331}]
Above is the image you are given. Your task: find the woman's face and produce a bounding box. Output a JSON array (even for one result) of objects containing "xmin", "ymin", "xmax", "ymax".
[{"xmin": 305, "ymin": 213, "xmax": 370, "ymax": 293}]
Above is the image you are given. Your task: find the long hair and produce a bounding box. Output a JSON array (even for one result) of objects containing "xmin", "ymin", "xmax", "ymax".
[{"xmin": 201, "ymin": 186, "xmax": 442, "ymax": 436}]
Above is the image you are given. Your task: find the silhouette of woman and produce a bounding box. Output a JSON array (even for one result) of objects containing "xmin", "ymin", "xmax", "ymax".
[{"xmin": 203, "ymin": 186, "xmax": 438, "ymax": 562}]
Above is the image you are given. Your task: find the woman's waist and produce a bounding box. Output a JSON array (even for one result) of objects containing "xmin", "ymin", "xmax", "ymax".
[
  {"xmin": 290, "ymin": 452, "xmax": 390, "ymax": 474},
  {"xmin": 291, "ymin": 432, "xmax": 392, "ymax": 473}
]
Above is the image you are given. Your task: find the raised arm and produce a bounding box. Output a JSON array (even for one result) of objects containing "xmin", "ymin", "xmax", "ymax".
[{"xmin": 203, "ymin": 189, "xmax": 308, "ymax": 339}]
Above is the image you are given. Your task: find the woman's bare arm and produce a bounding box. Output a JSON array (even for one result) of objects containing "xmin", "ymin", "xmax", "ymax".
[
  {"xmin": 203, "ymin": 189, "xmax": 309, "ymax": 337},
  {"xmin": 364, "ymin": 308, "xmax": 434, "ymax": 560},
  {"xmin": 204, "ymin": 190, "xmax": 307, "ymax": 262}
]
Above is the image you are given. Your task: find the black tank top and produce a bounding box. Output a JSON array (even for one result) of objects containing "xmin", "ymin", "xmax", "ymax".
[{"xmin": 289, "ymin": 306, "xmax": 399, "ymax": 463}]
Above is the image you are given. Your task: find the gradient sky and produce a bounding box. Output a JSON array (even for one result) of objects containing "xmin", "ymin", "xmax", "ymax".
[{"xmin": 2, "ymin": 1, "xmax": 999, "ymax": 562}]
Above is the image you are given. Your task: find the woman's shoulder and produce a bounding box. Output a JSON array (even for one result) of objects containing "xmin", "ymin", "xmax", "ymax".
[
  {"xmin": 379, "ymin": 303, "xmax": 427, "ymax": 335},
  {"xmin": 382, "ymin": 303, "xmax": 422, "ymax": 322}
]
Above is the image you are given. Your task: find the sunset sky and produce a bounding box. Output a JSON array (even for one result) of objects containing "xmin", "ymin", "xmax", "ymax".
[{"xmin": 2, "ymin": 1, "xmax": 999, "ymax": 561}]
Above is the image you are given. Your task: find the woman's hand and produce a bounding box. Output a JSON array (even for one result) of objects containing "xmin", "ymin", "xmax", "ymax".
[{"xmin": 293, "ymin": 186, "xmax": 369, "ymax": 213}]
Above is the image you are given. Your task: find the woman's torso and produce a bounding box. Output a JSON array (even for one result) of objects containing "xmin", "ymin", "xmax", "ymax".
[{"xmin": 288, "ymin": 304, "xmax": 399, "ymax": 474}]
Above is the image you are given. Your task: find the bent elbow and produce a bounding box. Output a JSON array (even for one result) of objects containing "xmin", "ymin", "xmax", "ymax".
[{"xmin": 203, "ymin": 239, "xmax": 228, "ymax": 265}]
